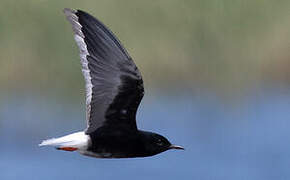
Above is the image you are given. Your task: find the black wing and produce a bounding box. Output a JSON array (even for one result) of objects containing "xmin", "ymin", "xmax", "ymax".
[{"xmin": 63, "ymin": 8, "xmax": 144, "ymax": 134}]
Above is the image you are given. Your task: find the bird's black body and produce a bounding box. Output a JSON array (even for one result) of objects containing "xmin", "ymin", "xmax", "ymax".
[
  {"xmin": 88, "ymin": 128, "xmax": 171, "ymax": 158},
  {"xmin": 40, "ymin": 8, "xmax": 183, "ymax": 158}
]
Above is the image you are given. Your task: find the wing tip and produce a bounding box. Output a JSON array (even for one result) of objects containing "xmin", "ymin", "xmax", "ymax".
[
  {"xmin": 63, "ymin": 8, "xmax": 76, "ymax": 15},
  {"xmin": 63, "ymin": 8, "xmax": 77, "ymax": 21},
  {"xmin": 63, "ymin": 8, "xmax": 85, "ymax": 38}
]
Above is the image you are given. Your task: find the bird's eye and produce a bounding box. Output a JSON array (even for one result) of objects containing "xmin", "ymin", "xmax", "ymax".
[
  {"xmin": 120, "ymin": 109, "xmax": 127, "ymax": 115},
  {"xmin": 156, "ymin": 139, "xmax": 163, "ymax": 146}
]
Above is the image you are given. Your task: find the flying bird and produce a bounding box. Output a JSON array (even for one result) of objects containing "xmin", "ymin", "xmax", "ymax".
[{"xmin": 39, "ymin": 8, "xmax": 184, "ymax": 158}]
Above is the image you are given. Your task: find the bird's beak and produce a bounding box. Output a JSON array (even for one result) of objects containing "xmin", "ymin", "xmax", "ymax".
[{"xmin": 169, "ymin": 144, "xmax": 185, "ymax": 150}]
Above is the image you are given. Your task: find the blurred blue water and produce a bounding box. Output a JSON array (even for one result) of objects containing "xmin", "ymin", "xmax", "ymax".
[{"xmin": 1, "ymin": 89, "xmax": 290, "ymax": 180}]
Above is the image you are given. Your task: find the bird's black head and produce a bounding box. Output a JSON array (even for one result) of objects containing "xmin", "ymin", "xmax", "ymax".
[{"xmin": 139, "ymin": 131, "xmax": 184, "ymax": 157}]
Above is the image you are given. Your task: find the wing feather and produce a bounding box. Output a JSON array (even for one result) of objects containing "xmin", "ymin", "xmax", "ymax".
[{"xmin": 63, "ymin": 8, "xmax": 144, "ymax": 134}]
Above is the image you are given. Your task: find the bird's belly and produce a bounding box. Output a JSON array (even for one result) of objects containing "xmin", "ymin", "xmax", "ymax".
[
  {"xmin": 81, "ymin": 140, "xmax": 144, "ymax": 158},
  {"xmin": 78, "ymin": 149, "xmax": 135, "ymax": 158},
  {"xmin": 78, "ymin": 149, "xmax": 114, "ymax": 158}
]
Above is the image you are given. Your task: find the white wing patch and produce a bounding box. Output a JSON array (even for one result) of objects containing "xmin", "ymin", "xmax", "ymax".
[{"xmin": 64, "ymin": 8, "xmax": 92, "ymax": 127}]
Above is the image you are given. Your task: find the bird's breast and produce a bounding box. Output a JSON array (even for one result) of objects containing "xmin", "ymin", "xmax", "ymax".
[{"xmin": 86, "ymin": 130, "xmax": 146, "ymax": 158}]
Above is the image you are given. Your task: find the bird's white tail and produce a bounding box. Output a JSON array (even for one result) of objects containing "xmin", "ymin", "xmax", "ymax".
[{"xmin": 39, "ymin": 131, "xmax": 90, "ymax": 151}]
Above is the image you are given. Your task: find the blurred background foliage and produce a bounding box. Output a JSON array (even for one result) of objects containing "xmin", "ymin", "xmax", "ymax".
[{"xmin": 1, "ymin": 0, "xmax": 290, "ymax": 100}]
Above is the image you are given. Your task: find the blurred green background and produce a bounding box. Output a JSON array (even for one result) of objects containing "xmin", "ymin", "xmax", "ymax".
[
  {"xmin": 1, "ymin": 0, "xmax": 290, "ymax": 98},
  {"xmin": 1, "ymin": 1, "xmax": 290, "ymax": 180}
]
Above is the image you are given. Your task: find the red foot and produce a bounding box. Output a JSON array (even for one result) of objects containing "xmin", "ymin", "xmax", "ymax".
[{"xmin": 57, "ymin": 147, "xmax": 78, "ymax": 151}]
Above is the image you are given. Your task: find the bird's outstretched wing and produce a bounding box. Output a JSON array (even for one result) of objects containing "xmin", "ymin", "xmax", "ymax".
[{"xmin": 63, "ymin": 8, "xmax": 144, "ymax": 134}]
